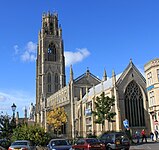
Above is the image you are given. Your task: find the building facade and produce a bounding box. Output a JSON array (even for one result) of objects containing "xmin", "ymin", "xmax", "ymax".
[
  {"xmin": 144, "ymin": 58, "xmax": 159, "ymax": 132},
  {"xmin": 35, "ymin": 12, "xmax": 101, "ymax": 138},
  {"xmin": 75, "ymin": 60, "xmax": 150, "ymax": 137},
  {"xmin": 46, "ymin": 66, "xmax": 101, "ymax": 138},
  {"xmin": 35, "ymin": 12, "xmax": 151, "ymax": 138}
]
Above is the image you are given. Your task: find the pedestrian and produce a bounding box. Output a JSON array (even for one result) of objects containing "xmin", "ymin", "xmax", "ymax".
[
  {"xmin": 150, "ymin": 131, "xmax": 154, "ymax": 141},
  {"xmin": 125, "ymin": 128, "xmax": 133, "ymax": 144},
  {"xmin": 135, "ymin": 130, "xmax": 140, "ymax": 143},
  {"xmin": 154, "ymin": 129, "xmax": 158, "ymax": 141},
  {"xmin": 141, "ymin": 129, "xmax": 147, "ymax": 143}
]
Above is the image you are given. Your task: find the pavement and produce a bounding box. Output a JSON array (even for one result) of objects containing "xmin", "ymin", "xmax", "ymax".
[
  {"xmin": 130, "ymin": 138, "xmax": 157, "ymax": 150},
  {"xmin": 132, "ymin": 137, "xmax": 155, "ymax": 144}
]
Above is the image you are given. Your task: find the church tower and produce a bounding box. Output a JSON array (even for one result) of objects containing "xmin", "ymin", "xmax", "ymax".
[{"xmin": 36, "ymin": 12, "xmax": 66, "ymax": 123}]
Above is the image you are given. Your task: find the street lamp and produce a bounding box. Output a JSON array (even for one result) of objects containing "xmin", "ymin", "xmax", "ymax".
[{"xmin": 11, "ymin": 103, "xmax": 16, "ymax": 119}]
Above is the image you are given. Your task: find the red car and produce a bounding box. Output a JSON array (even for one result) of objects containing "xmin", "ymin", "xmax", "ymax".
[{"xmin": 72, "ymin": 138, "xmax": 105, "ymax": 150}]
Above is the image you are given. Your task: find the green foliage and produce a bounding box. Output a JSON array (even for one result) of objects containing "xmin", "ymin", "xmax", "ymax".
[
  {"xmin": 0, "ymin": 114, "xmax": 15, "ymax": 140},
  {"xmin": 11, "ymin": 124, "xmax": 51, "ymax": 146},
  {"xmin": 92, "ymin": 92, "xmax": 116, "ymax": 131}
]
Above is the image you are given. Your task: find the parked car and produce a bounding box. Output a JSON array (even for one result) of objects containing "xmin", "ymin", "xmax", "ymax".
[
  {"xmin": 99, "ymin": 131, "xmax": 130, "ymax": 150},
  {"xmin": 72, "ymin": 138, "xmax": 105, "ymax": 150},
  {"xmin": 0, "ymin": 139, "xmax": 11, "ymax": 150},
  {"xmin": 0, "ymin": 146, "xmax": 5, "ymax": 150},
  {"xmin": 8, "ymin": 140, "xmax": 36, "ymax": 150},
  {"xmin": 47, "ymin": 138, "xmax": 72, "ymax": 150}
]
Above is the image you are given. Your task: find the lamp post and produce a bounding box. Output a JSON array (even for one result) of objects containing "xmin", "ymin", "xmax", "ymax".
[{"xmin": 11, "ymin": 103, "xmax": 16, "ymax": 121}]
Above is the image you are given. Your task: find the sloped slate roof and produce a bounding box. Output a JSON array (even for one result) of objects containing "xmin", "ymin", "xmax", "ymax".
[
  {"xmin": 82, "ymin": 60, "xmax": 146, "ymax": 101},
  {"xmin": 83, "ymin": 73, "xmax": 122, "ymax": 100},
  {"xmin": 116, "ymin": 60, "xmax": 146, "ymax": 85},
  {"xmin": 74, "ymin": 69, "xmax": 101, "ymax": 85}
]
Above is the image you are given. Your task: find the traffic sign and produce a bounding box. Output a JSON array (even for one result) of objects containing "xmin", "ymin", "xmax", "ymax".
[{"xmin": 123, "ymin": 119, "xmax": 129, "ymax": 129}]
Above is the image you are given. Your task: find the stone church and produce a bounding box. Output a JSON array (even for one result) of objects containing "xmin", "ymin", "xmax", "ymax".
[{"xmin": 35, "ymin": 12, "xmax": 150, "ymax": 138}]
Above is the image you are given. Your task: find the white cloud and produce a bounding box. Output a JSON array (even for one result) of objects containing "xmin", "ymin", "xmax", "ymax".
[
  {"xmin": 0, "ymin": 90, "xmax": 35, "ymax": 117},
  {"xmin": 0, "ymin": 93, "xmax": 10, "ymax": 103},
  {"xmin": 21, "ymin": 41, "xmax": 37, "ymax": 62},
  {"xmin": 14, "ymin": 43, "xmax": 90, "ymax": 65},
  {"xmin": 0, "ymin": 92, "xmax": 16, "ymax": 113},
  {"xmin": 26, "ymin": 41, "xmax": 37, "ymax": 53},
  {"xmin": 21, "ymin": 51, "xmax": 36, "ymax": 62},
  {"xmin": 64, "ymin": 48, "xmax": 90, "ymax": 67},
  {"xmin": 13, "ymin": 41, "xmax": 37, "ymax": 62}
]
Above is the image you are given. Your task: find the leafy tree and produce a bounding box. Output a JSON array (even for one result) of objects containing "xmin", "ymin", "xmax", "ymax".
[
  {"xmin": 92, "ymin": 92, "xmax": 116, "ymax": 132},
  {"xmin": 11, "ymin": 124, "xmax": 50, "ymax": 146},
  {"xmin": 47, "ymin": 106, "xmax": 67, "ymax": 135},
  {"xmin": 0, "ymin": 113, "xmax": 15, "ymax": 140}
]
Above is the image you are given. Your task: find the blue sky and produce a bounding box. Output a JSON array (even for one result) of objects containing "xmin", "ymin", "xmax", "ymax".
[{"xmin": 0, "ymin": 0, "xmax": 159, "ymax": 117}]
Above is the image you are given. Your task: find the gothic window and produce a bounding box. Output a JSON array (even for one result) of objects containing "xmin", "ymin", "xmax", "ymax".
[
  {"xmin": 48, "ymin": 85, "xmax": 51, "ymax": 92},
  {"xmin": 124, "ymin": 81, "xmax": 145, "ymax": 127},
  {"xmin": 45, "ymin": 29, "xmax": 48, "ymax": 34},
  {"xmin": 44, "ymin": 22, "xmax": 47, "ymax": 27},
  {"xmin": 50, "ymin": 22, "xmax": 53, "ymax": 33},
  {"xmin": 47, "ymin": 73, "xmax": 51, "ymax": 83},
  {"xmin": 44, "ymin": 22, "xmax": 48, "ymax": 34},
  {"xmin": 47, "ymin": 43, "xmax": 57, "ymax": 61},
  {"xmin": 50, "ymin": 22, "xmax": 53, "ymax": 27},
  {"xmin": 48, "ymin": 48, "xmax": 52, "ymax": 54},
  {"xmin": 47, "ymin": 73, "xmax": 51, "ymax": 92},
  {"xmin": 55, "ymin": 73, "xmax": 59, "ymax": 92}
]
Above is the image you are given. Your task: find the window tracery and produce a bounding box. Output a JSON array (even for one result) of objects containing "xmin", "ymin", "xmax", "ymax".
[
  {"xmin": 55, "ymin": 73, "xmax": 59, "ymax": 92},
  {"xmin": 47, "ymin": 43, "xmax": 57, "ymax": 61},
  {"xmin": 47, "ymin": 73, "xmax": 51, "ymax": 92},
  {"xmin": 124, "ymin": 80, "xmax": 145, "ymax": 127}
]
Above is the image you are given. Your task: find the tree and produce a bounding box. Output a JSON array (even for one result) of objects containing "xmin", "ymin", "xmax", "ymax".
[
  {"xmin": 0, "ymin": 113, "xmax": 15, "ymax": 140},
  {"xmin": 11, "ymin": 124, "xmax": 50, "ymax": 146},
  {"xmin": 47, "ymin": 107, "xmax": 67, "ymax": 135},
  {"xmin": 92, "ymin": 92, "xmax": 116, "ymax": 132}
]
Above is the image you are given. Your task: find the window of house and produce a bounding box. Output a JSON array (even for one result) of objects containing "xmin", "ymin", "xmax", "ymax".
[
  {"xmin": 147, "ymin": 72, "xmax": 153, "ymax": 85},
  {"xmin": 149, "ymin": 91, "xmax": 155, "ymax": 107},
  {"xmin": 157, "ymin": 69, "xmax": 159, "ymax": 81}
]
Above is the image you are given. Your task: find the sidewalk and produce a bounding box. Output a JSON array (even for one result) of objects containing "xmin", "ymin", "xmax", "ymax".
[
  {"xmin": 130, "ymin": 138, "xmax": 158, "ymax": 150},
  {"xmin": 132, "ymin": 137, "xmax": 156, "ymax": 145}
]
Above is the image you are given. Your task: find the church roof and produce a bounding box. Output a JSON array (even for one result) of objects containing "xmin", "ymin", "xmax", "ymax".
[
  {"xmin": 116, "ymin": 59, "xmax": 146, "ymax": 85},
  {"xmin": 74, "ymin": 69, "xmax": 101, "ymax": 85},
  {"xmin": 82, "ymin": 60, "xmax": 146, "ymax": 100},
  {"xmin": 83, "ymin": 73, "xmax": 122, "ymax": 100}
]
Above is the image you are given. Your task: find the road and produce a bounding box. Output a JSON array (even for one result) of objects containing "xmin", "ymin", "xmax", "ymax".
[{"xmin": 130, "ymin": 141, "xmax": 159, "ymax": 150}]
